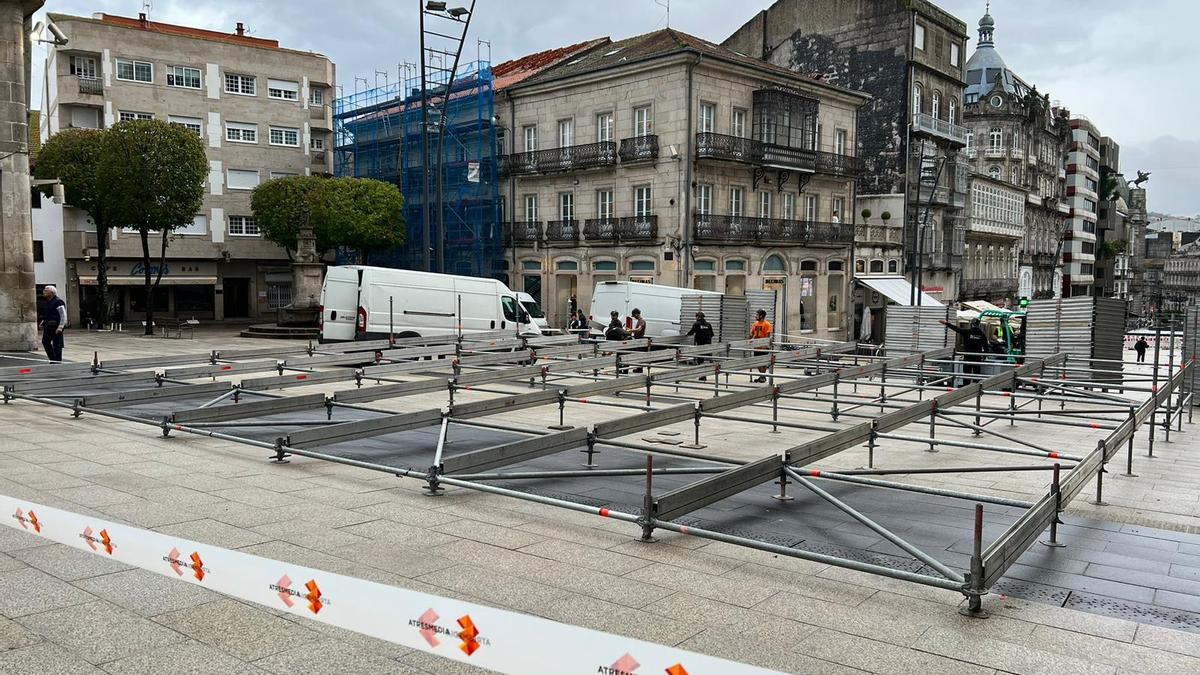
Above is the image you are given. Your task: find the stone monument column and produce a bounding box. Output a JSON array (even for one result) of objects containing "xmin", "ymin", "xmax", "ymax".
[
  {"xmin": 278, "ymin": 224, "xmax": 323, "ymax": 326},
  {"xmin": 0, "ymin": 0, "xmax": 43, "ymax": 351}
]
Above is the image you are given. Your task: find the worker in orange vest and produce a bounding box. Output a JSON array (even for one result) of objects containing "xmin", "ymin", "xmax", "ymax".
[{"xmin": 749, "ymin": 309, "xmax": 773, "ymax": 383}]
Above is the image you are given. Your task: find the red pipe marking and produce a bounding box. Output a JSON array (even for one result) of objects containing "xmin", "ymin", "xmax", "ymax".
[
  {"xmin": 1049, "ymin": 452, "xmax": 1060, "ymax": 459},
  {"xmin": 598, "ymin": 508, "xmax": 610, "ymax": 518},
  {"xmin": 175, "ymin": 424, "xmax": 183, "ymax": 431},
  {"xmin": 1152, "ymin": 385, "xmax": 1158, "ymax": 392},
  {"xmin": 18, "ymin": 368, "xmax": 31, "ymax": 374},
  {"xmin": 810, "ymin": 470, "xmax": 821, "ymax": 477},
  {"xmin": 221, "ymin": 365, "xmax": 232, "ymax": 371},
  {"xmin": 1002, "ymin": 392, "xmax": 1011, "ymax": 397},
  {"xmin": 296, "ymin": 375, "xmax": 307, "ymax": 380},
  {"xmin": 1090, "ymin": 422, "xmax": 1100, "ymax": 429},
  {"xmin": 580, "ymin": 398, "xmax": 588, "ymax": 404},
  {"xmin": 680, "ymin": 525, "xmax": 689, "ymax": 535},
  {"xmin": 947, "ymin": 387, "xmax": 955, "ymax": 392}
]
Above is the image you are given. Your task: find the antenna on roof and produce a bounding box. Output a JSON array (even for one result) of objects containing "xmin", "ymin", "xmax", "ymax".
[
  {"xmin": 654, "ymin": 0, "xmax": 670, "ymax": 28},
  {"xmin": 142, "ymin": 1, "xmax": 152, "ymax": 19}
]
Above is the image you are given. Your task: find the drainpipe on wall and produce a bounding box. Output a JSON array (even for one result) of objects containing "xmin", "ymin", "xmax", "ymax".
[
  {"xmin": 905, "ymin": 9, "xmax": 916, "ymax": 304},
  {"xmin": 681, "ymin": 54, "xmax": 701, "ymax": 288},
  {"xmin": 505, "ymin": 89, "xmax": 518, "ymax": 288}
]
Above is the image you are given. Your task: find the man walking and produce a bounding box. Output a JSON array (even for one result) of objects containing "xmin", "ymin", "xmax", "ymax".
[
  {"xmin": 749, "ymin": 309, "xmax": 773, "ymax": 383},
  {"xmin": 685, "ymin": 311, "xmax": 715, "ymax": 380},
  {"xmin": 1134, "ymin": 336, "xmax": 1149, "ymax": 363},
  {"xmin": 38, "ymin": 285, "xmax": 67, "ymax": 362}
]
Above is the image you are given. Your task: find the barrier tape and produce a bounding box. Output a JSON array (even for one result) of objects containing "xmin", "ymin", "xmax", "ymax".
[{"xmin": 0, "ymin": 495, "xmax": 779, "ymax": 675}]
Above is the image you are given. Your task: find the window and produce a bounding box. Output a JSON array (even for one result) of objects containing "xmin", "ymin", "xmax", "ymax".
[
  {"xmin": 228, "ymin": 215, "xmax": 259, "ymax": 236},
  {"xmin": 989, "ymin": 166, "xmax": 1000, "ymax": 179},
  {"xmin": 558, "ymin": 192, "xmax": 574, "ymax": 220},
  {"xmin": 557, "ymin": 119, "xmax": 573, "ymax": 148},
  {"xmin": 1085, "ymin": 177, "xmax": 1098, "ymax": 192},
  {"xmin": 800, "ymin": 259, "xmax": 818, "ymax": 272},
  {"xmin": 310, "ymin": 136, "xmax": 325, "ymax": 151},
  {"xmin": 594, "ymin": 260, "xmax": 617, "ymax": 272},
  {"xmin": 828, "ymin": 260, "xmax": 844, "ymax": 272},
  {"xmin": 912, "ymin": 83, "xmax": 922, "ymax": 116},
  {"xmin": 269, "ymin": 126, "xmax": 300, "ymax": 147},
  {"xmin": 990, "ymin": 127, "xmax": 1003, "ymax": 149},
  {"xmin": 116, "ymin": 58, "xmax": 153, "ymax": 83},
  {"xmin": 634, "ymin": 185, "xmax": 652, "ymax": 217},
  {"xmin": 227, "ymin": 169, "xmax": 261, "ymax": 191},
  {"xmin": 267, "ymin": 79, "xmax": 299, "ymax": 100},
  {"xmin": 630, "ymin": 260, "xmax": 655, "ymax": 272},
  {"xmin": 835, "ymin": 129, "xmax": 847, "ymax": 155},
  {"xmin": 732, "ymin": 108, "xmax": 747, "ymax": 137},
  {"xmin": 524, "ymin": 194, "xmax": 538, "ymax": 222},
  {"xmin": 33, "ymin": 240, "xmax": 44, "ymax": 263},
  {"xmin": 176, "ymin": 214, "xmax": 208, "ymax": 236},
  {"xmin": 758, "ymin": 191, "xmax": 772, "ymax": 219},
  {"xmin": 764, "ymin": 255, "xmax": 786, "ymax": 273},
  {"xmin": 166, "ymin": 65, "xmax": 201, "ymax": 89},
  {"xmin": 914, "ymin": 23, "xmax": 926, "ymax": 50},
  {"xmin": 888, "ymin": 259, "xmax": 899, "ymax": 274},
  {"xmin": 1083, "ymin": 198, "xmax": 1097, "ymax": 213},
  {"xmin": 596, "ymin": 112, "xmax": 613, "ymax": 143},
  {"xmin": 697, "ymin": 184, "xmax": 713, "ymax": 215},
  {"xmin": 729, "ymin": 187, "xmax": 744, "ymax": 217},
  {"xmin": 870, "ymin": 259, "xmax": 884, "ymax": 273},
  {"xmin": 523, "ymin": 125, "xmax": 538, "ymax": 152},
  {"xmin": 269, "ymin": 172, "xmax": 298, "ymax": 179},
  {"xmin": 70, "ymin": 55, "xmax": 97, "ymax": 79},
  {"xmin": 805, "ymin": 195, "xmax": 818, "ymax": 221},
  {"xmin": 694, "ymin": 260, "xmax": 716, "ymax": 272},
  {"xmin": 950, "ymin": 42, "xmax": 961, "ymax": 67},
  {"xmin": 118, "ymin": 111, "xmax": 153, "ymax": 122},
  {"xmin": 948, "ymin": 98, "xmax": 957, "ymax": 125},
  {"xmin": 931, "ymin": 91, "xmax": 940, "ymax": 119},
  {"xmin": 226, "ymin": 121, "xmax": 258, "ymax": 144},
  {"xmin": 634, "ymin": 106, "xmax": 652, "ymax": 137},
  {"xmin": 781, "ymin": 193, "xmax": 795, "ymax": 220},
  {"xmin": 168, "ymin": 115, "xmax": 202, "ymax": 136},
  {"xmin": 726, "ymin": 260, "xmax": 746, "ymax": 272},
  {"xmin": 832, "ymin": 197, "xmax": 846, "ymax": 222},
  {"xmin": 556, "ymin": 260, "xmax": 579, "ymax": 271},
  {"xmin": 522, "ymin": 260, "xmax": 542, "ymax": 271},
  {"xmin": 309, "ymin": 87, "xmax": 324, "ymax": 107},
  {"xmin": 855, "ymin": 259, "xmax": 866, "ymax": 274},
  {"xmin": 224, "ymin": 72, "xmax": 256, "ymax": 95},
  {"xmin": 596, "ymin": 189, "xmax": 613, "ymax": 219},
  {"xmin": 699, "ymin": 102, "xmax": 715, "ymax": 133}
]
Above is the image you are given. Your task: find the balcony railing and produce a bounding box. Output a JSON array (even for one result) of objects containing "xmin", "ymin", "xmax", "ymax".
[
  {"xmin": 983, "ymin": 146, "xmax": 1006, "ymax": 159},
  {"xmin": 695, "ymin": 133, "xmax": 860, "ymax": 175},
  {"xmin": 544, "ymin": 219, "xmax": 580, "ymax": 244},
  {"xmin": 618, "ymin": 135, "xmax": 659, "ymax": 163},
  {"xmin": 692, "ymin": 215, "xmax": 854, "ymax": 246},
  {"xmin": 77, "ymin": 76, "xmax": 103, "ymax": 96},
  {"xmin": 499, "ymin": 141, "xmax": 618, "ymax": 176},
  {"xmin": 311, "ymin": 151, "xmax": 327, "ymax": 165},
  {"xmin": 911, "ymin": 112, "xmax": 968, "ymax": 145},
  {"xmin": 583, "ymin": 216, "xmax": 658, "ymax": 243},
  {"xmin": 504, "ymin": 221, "xmax": 541, "ymax": 246},
  {"xmin": 961, "ymin": 277, "xmax": 1019, "ymax": 297},
  {"xmin": 855, "ymin": 224, "xmax": 904, "ymax": 246},
  {"xmin": 310, "ymin": 106, "xmax": 327, "ymax": 120}
]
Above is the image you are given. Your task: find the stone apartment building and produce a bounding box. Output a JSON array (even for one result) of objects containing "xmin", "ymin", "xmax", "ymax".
[
  {"xmin": 40, "ymin": 12, "xmax": 335, "ymax": 324},
  {"xmin": 724, "ymin": 0, "xmax": 970, "ymax": 303},
  {"xmin": 962, "ymin": 175, "xmax": 1024, "ymax": 302},
  {"xmin": 498, "ymin": 29, "xmax": 867, "ymax": 339},
  {"xmin": 959, "ymin": 10, "xmax": 1069, "ymax": 302},
  {"xmin": 1062, "ymin": 115, "xmax": 1103, "ymax": 297}
]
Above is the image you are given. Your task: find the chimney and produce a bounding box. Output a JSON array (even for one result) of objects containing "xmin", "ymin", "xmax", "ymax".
[
  {"xmin": 236, "ymin": 22, "xmax": 245, "ymax": 37},
  {"xmin": 138, "ymin": 12, "xmax": 148, "ymax": 27}
]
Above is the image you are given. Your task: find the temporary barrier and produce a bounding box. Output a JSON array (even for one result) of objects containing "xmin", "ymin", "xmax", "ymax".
[{"xmin": 0, "ymin": 495, "xmax": 778, "ymax": 675}]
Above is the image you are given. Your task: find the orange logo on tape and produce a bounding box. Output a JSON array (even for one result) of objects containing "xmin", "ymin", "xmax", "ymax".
[
  {"xmin": 99, "ymin": 529, "xmax": 114, "ymax": 555},
  {"xmin": 665, "ymin": 664, "xmax": 690, "ymax": 675},
  {"xmin": 81, "ymin": 526, "xmax": 114, "ymax": 555},
  {"xmin": 457, "ymin": 615, "xmax": 480, "ymax": 656},
  {"xmin": 13, "ymin": 508, "xmax": 41, "ymax": 533},
  {"xmin": 305, "ymin": 579, "xmax": 324, "ymax": 614},
  {"xmin": 190, "ymin": 552, "xmax": 205, "ymax": 582}
]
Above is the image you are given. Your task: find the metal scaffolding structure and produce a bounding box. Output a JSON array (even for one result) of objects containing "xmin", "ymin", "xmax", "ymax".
[{"xmin": 2, "ymin": 334, "xmax": 1190, "ymax": 614}]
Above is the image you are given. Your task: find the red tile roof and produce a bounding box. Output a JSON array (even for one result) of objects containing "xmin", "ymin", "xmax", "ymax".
[
  {"xmin": 95, "ymin": 13, "xmax": 280, "ymax": 49},
  {"xmin": 492, "ymin": 38, "xmax": 608, "ymax": 91}
]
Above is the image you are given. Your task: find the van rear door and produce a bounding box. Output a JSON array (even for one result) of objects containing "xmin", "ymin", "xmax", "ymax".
[{"xmin": 319, "ymin": 266, "xmax": 360, "ymax": 342}]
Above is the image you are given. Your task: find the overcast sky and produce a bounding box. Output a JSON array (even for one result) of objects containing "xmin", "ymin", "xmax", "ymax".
[{"xmin": 32, "ymin": 0, "xmax": 1200, "ymax": 216}]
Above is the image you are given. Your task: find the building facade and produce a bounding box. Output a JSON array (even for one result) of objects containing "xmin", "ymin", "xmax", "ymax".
[
  {"xmin": 498, "ymin": 29, "xmax": 867, "ymax": 339},
  {"xmin": 961, "ymin": 175, "xmax": 1024, "ymax": 302},
  {"xmin": 724, "ymin": 0, "xmax": 970, "ymax": 303},
  {"xmin": 1061, "ymin": 115, "xmax": 1102, "ymax": 297},
  {"xmin": 960, "ymin": 11, "xmax": 1068, "ymax": 301},
  {"xmin": 40, "ymin": 12, "xmax": 335, "ymax": 324}
]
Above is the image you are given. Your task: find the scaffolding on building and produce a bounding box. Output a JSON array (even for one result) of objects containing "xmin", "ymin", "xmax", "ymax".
[{"xmin": 333, "ymin": 62, "xmax": 501, "ymax": 279}]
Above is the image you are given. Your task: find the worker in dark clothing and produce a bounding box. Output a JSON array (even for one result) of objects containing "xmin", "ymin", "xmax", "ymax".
[
  {"xmin": 38, "ymin": 285, "xmax": 67, "ymax": 362},
  {"xmin": 685, "ymin": 312, "xmax": 715, "ymax": 380},
  {"xmin": 604, "ymin": 310, "xmax": 627, "ymax": 341},
  {"xmin": 568, "ymin": 310, "xmax": 589, "ymax": 334},
  {"xmin": 940, "ymin": 317, "xmax": 988, "ymax": 386},
  {"xmin": 1134, "ymin": 336, "xmax": 1149, "ymax": 363},
  {"xmin": 629, "ymin": 308, "xmax": 646, "ymax": 339}
]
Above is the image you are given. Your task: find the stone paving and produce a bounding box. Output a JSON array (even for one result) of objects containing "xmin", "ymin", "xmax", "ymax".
[{"xmin": 1, "ymin": 328, "xmax": 1200, "ymax": 673}]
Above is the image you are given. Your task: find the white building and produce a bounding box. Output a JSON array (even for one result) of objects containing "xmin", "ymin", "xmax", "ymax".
[
  {"xmin": 1062, "ymin": 115, "xmax": 1102, "ymax": 296},
  {"xmin": 31, "ymin": 190, "xmax": 66, "ymax": 295}
]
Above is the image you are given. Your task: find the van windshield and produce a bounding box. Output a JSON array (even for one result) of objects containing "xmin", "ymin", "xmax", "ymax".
[
  {"xmin": 520, "ymin": 301, "xmax": 545, "ymax": 319},
  {"xmin": 501, "ymin": 296, "xmax": 519, "ymax": 322}
]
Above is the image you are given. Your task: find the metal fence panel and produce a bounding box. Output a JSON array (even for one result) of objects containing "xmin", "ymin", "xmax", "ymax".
[{"xmin": 655, "ymin": 455, "xmax": 783, "ymax": 521}]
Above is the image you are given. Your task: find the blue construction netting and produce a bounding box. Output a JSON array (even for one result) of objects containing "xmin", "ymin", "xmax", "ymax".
[{"xmin": 333, "ymin": 62, "xmax": 501, "ymax": 278}]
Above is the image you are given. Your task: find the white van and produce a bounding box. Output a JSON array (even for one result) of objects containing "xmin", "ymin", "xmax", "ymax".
[
  {"xmin": 516, "ymin": 292, "xmax": 555, "ymax": 335},
  {"xmin": 319, "ymin": 266, "xmax": 538, "ymax": 342},
  {"xmin": 588, "ymin": 281, "xmax": 722, "ymax": 337}
]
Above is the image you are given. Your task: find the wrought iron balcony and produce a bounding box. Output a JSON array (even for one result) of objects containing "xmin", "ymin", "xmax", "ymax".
[
  {"xmin": 692, "ymin": 215, "xmax": 854, "ymax": 246},
  {"xmin": 77, "ymin": 76, "xmax": 103, "ymax": 96},
  {"xmin": 911, "ymin": 112, "xmax": 968, "ymax": 145},
  {"xmin": 499, "ymin": 141, "xmax": 618, "ymax": 176},
  {"xmin": 504, "ymin": 221, "xmax": 541, "ymax": 246},
  {"xmin": 583, "ymin": 216, "xmax": 658, "ymax": 243},
  {"xmin": 695, "ymin": 133, "xmax": 859, "ymax": 175},
  {"xmin": 961, "ymin": 277, "xmax": 1019, "ymax": 297},
  {"xmin": 618, "ymin": 135, "xmax": 659, "ymax": 163},
  {"xmin": 544, "ymin": 219, "xmax": 580, "ymax": 244},
  {"xmin": 855, "ymin": 224, "xmax": 904, "ymax": 246}
]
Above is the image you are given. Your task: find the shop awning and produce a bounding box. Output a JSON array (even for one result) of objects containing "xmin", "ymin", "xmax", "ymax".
[
  {"xmin": 78, "ymin": 276, "xmax": 218, "ymax": 286},
  {"xmin": 857, "ymin": 276, "xmax": 944, "ymax": 307}
]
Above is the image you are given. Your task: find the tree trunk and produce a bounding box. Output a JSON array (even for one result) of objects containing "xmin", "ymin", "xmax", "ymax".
[
  {"xmin": 95, "ymin": 223, "xmax": 111, "ymax": 327},
  {"xmin": 140, "ymin": 229, "xmax": 154, "ymax": 335}
]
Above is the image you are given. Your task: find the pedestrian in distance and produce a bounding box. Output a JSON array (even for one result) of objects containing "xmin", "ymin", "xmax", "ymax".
[
  {"xmin": 749, "ymin": 309, "xmax": 773, "ymax": 383},
  {"xmin": 940, "ymin": 317, "xmax": 989, "ymax": 386},
  {"xmin": 38, "ymin": 285, "xmax": 67, "ymax": 362},
  {"xmin": 568, "ymin": 310, "xmax": 589, "ymax": 335},
  {"xmin": 686, "ymin": 311, "xmax": 715, "ymax": 380},
  {"xmin": 1134, "ymin": 336, "xmax": 1149, "ymax": 363}
]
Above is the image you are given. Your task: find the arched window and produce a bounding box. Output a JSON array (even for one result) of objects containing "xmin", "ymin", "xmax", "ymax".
[
  {"xmin": 989, "ymin": 166, "xmax": 1001, "ymax": 180},
  {"xmin": 912, "ymin": 83, "xmax": 922, "ymax": 117},
  {"xmin": 593, "ymin": 260, "xmax": 617, "ymax": 272},
  {"xmin": 828, "ymin": 260, "xmax": 845, "ymax": 272},
  {"xmin": 931, "ymin": 91, "xmax": 941, "ymax": 119},
  {"xmin": 799, "ymin": 259, "xmax": 818, "ymax": 272},
  {"xmin": 630, "ymin": 260, "xmax": 656, "ymax": 272},
  {"xmin": 521, "ymin": 260, "xmax": 542, "ymax": 271},
  {"xmin": 764, "ymin": 255, "xmax": 786, "ymax": 273},
  {"xmin": 965, "ymin": 130, "xmax": 974, "ymax": 150},
  {"xmin": 725, "ymin": 259, "xmax": 746, "ymax": 272},
  {"xmin": 887, "ymin": 259, "xmax": 899, "ymax": 274},
  {"xmin": 855, "ymin": 259, "xmax": 866, "ymax": 274},
  {"xmin": 694, "ymin": 259, "xmax": 716, "ymax": 272},
  {"xmin": 989, "ymin": 127, "xmax": 1003, "ymax": 149},
  {"xmin": 555, "ymin": 260, "xmax": 579, "ymax": 271},
  {"xmin": 948, "ymin": 98, "xmax": 957, "ymax": 125},
  {"xmin": 869, "ymin": 259, "xmax": 884, "ymax": 273}
]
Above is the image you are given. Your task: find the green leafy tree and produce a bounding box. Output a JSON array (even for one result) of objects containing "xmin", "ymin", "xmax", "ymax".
[
  {"xmin": 251, "ymin": 176, "xmax": 405, "ymax": 263},
  {"xmin": 97, "ymin": 120, "xmax": 208, "ymax": 335},
  {"xmin": 34, "ymin": 129, "xmax": 112, "ymax": 324}
]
